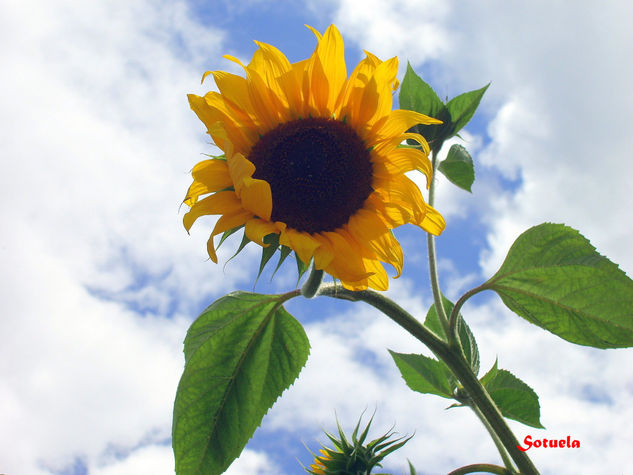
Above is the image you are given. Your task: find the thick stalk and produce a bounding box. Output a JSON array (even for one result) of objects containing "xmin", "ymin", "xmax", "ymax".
[{"xmin": 318, "ymin": 284, "xmax": 539, "ymax": 475}]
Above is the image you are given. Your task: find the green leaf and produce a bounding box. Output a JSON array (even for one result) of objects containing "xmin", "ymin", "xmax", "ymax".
[
  {"xmin": 389, "ymin": 350, "xmax": 456, "ymax": 399},
  {"xmin": 173, "ymin": 292, "xmax": 310, "ymax": 475},
  {"xmin": 399, "ymin": 62, "xmax": 445, "ymax": 120},
  {"xmin": 480, "ymin": 361, "xmax": 544, "ymax": 428},
  {"xmin": 424, "ymin": 295, "xmax": 480, "ymax": 375},
  {"xmin": 485, "ymin": 223, "xmax": 633, "ymax": 348},
  {"xmin": 445, "ymin": 83, "xmax": 489, "ymax": 137},
  {"xmin": 438, "ymin": 144, "xmax": 475, "ymax": 193},
  {"xmin": 407, "ymin": 460, "xmax": 418, "ymax": 475},
  {"xmin": 398, "ymin": 63, "xmax": 450, "ymax": 152}
]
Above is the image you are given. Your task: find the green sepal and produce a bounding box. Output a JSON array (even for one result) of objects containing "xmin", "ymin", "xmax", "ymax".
[
  {"xmin": 217, "ymin": 225, "xmax": 244, "ymax": 250},
  {"xmin": 255, "ymin": 233, "xmax": 280, "ymax": 284},
  {"xmin": 173, "ymin": 291, "xmax": 309, "ymax": 475},
  {"xmin": 480, "ymin": 360, "xmax": 544, "ymax": 429},
  {"xmin": 296, "ymin": 252, "xmax": 311, "ymax": 286},
  {"xmin": 485, "ymin": 223, "xmax": 633, "ymax": 348},
  {"xmin": 200, "ymin": 153, "xmax": 226, "ymax": 160},
  {"xmin": 424, "ymin": 294, "xmax": 480, "ymax": 375},
  {"xmin": 271, "ymin": 245, "xmax": 293, "ymax": 280},
  {"xmin": 307, "ymin": 414, "xmax": 412, "ymax": 475},
  {"xmin": 223, "ymin": 231, "xmax": 251, "ymax": 269},
  {"xmin": 389, "ymin": 350, "xmax": 457, "ymax": 399},
  {"xmin": 438, "ymin": 144, "xmax": 475, "ymax": 193}
]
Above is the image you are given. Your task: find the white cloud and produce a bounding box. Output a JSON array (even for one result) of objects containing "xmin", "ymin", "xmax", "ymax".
[
  {"xmin": 3, "ymin": 1, "xmax": 633, "ymax": 474},
  {"xmin": 0, "ymin": 0, "xmax": 253, "ymax": 473}
]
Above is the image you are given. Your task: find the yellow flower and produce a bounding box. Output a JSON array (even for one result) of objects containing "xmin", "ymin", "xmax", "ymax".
[{"xmin": 184, "ymin": 24, "xmax": 445, "ymax": 291}]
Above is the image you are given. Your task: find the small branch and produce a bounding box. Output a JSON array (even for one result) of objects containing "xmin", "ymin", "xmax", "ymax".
[{"xmin": 448, "ymin": 283, "xmax": 488, "ymax": 341}]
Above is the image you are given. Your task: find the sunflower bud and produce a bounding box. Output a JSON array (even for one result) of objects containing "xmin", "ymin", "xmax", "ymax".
[{"xmin": 306, "ymin": 415, "xmax": 412, "ymax": 475}]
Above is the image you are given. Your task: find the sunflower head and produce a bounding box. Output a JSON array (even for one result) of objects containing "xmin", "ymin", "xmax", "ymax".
[
  {"xmin": 183, "ymin": 24, "xmax": 445, "ymax": 291},
  {"xmin": 305, "ymin": 415, "xmax": 412, "ymax": 475}
]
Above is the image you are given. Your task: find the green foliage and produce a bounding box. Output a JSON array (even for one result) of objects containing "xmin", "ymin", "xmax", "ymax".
[
  {"xmin": 480, "ymin": 361, "xmax": 544, "ymax": 428},
  {"xmin": 399, "ymin": 63, "xmax": 449, "ymax": 152},
  {"xmin": 485, "ymin": 223, "xmax": 633, "ymax": 348},
  {"xmin": 173, "ymin": 292, "xmax": 309, "ymax": 475},
  {"xmin": 398, "ymin": 63, "xmax": 488, "ymax": 154},
  {"xmin": 444, "ymin": 83, "xmax": 489, "ymax": 138},
  {"xmin": 306, "ymin": 414, "xmax": 412, "ymax": 475},
  {"xmin": 425, "ymin": 295, "xmax": 480, "ymax": 374},
  {"xmin": 438, "ymin": 144, "xmax": 475, "ymax": 192},
  {"xmin": 389, "ymin": 351, "xmax": 456, "ymax": 399},
  {"xmin": 407, "ymin": 460, "xmax": 418, "ymax": 475}
]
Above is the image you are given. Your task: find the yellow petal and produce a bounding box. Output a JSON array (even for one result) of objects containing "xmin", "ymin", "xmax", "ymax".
[
  {"xmin": 279, "ymin": 229, "xmax": 321, "ymax": 265},
  {"xmin": 314, "ymin": 25, "xmax": 347, "ymax": 112},
  {"xmin": 184, "ymin": 159, "xmax": 233, "ymax": 206},
  {"xmin": 373, "ymin": 147, "xmax": 433, "ymax": 182},
  {"xmin": 227, "ymin": 153, "xmax": 255, "ymax": 194},
  {"xmin": 419, "ymin": 205, "xmax": 446, "ymax": 236},
  {"xmin": 347, "ymin": 209, "xmax": 403, "ymax": 277},
  {"xmin": 240, "ymin": 176, "xmax": 272, "ymax": 220},
  {"xmin": 188, "ymin": 93, "xmax": 227, "ymax": 150},
  {"xmin": 183, "ymin": 191, "xmax": 242, "ymax": 232},
  {"xmin": 320, "ymin": 231, "xmax": 373, "ymax": 283},
  {"xmin": 251, "ymin": 41, "xmax": 292, "ymax": 81},
  {"xmin": 373, "ymin": 109, "xmax": 442, "ymax": 142},
  {"xmin": 245, "ymin": 218, "xmax": 279, "ymax": 246}
]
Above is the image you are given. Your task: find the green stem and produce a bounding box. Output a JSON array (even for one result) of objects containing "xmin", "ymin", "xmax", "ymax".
[
  {"xmin": 301, "ymin": 264, "xmax": 324, "ymax": 299},
  {"xmin": 427, "ymin": 150, "xmax": 451, "ymax": 340},
  {"xmin": 447, "ymin": 463, "xmax": 513, "ymax": 475},
  {"xmin": 448, "ymin": 283, "xmax": 488, "ymax": 342},
  {"xmin": 318, "ymin": 284, "xmax": 539, "ymax": 475},
  {"xmin": 469, "ymin": 402, "xmax": 516, "ymax": 472}
]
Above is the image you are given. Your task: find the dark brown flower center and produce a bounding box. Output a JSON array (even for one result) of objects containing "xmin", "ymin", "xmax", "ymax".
[{"xmin": 248, "ymin": 117, "xmax": 373, "ymax": 234}]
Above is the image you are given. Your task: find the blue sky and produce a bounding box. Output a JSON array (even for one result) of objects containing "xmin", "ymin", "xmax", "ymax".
[{"xmin": 2, "ymin": 1, "xmax": 633, "ymax": 474}]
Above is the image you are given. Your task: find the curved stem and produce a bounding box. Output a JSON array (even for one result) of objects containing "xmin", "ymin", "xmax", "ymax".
[
  {"xmin": 447, "ymin": 463, "xmax": 513, "ymax": 475},
  {"xmin": 469, "ymin": 401, "xmax": 516, "ymax": 472},
  {"xmin": 318, "ymin": 283, "xmax": 539, "ymax": 475},
  {"xmin": 427, "ymin": 150, "xmax": 451, "ymax": 340},
  {"xmin": 448, "ymin": 283, "xmax": 488, "ymax": 341},
  {"xmin": 301, "ymin": 264, "xmax": 324, "ymax": 299}
]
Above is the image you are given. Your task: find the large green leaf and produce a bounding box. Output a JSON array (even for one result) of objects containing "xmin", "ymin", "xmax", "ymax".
[
  {"xmin": 424, "ymin": 294, "xmax": 480, "ymax": 375},
  {"xmin": 485, "ymin": 223, "xmax": 633, "ymax": 348},
  {"xmin": 480, "ymin": 361, "xmax": 544, "ymax": 428},
  {"xmin": 438, "ymin": 144, "xmax": 475, "ymax": 193},
  {"xmin": 389, "ymin": 350, "xmax": 456, "ymax": 399},
  {"xmin": 173, "ymin": 292, "xmax": 309, "ymax": 475}
]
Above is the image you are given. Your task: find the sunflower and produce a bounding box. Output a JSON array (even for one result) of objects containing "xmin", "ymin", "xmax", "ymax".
[{"xmin": 183, "ymin": 24, "xmax": 445, "ymax": 291}]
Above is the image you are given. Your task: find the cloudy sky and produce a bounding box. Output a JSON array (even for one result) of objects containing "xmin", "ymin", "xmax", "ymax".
[{"xmin": 2, "ymin": 0, "xmax": 632, "ymax": 474}]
